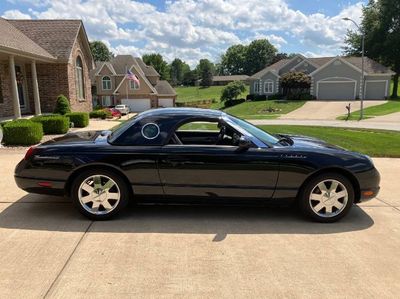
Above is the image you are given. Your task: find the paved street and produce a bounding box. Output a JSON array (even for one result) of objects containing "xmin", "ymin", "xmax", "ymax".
[{"xmin": 0, "ymin": 151, "xmax": 399, "ymax": 298}]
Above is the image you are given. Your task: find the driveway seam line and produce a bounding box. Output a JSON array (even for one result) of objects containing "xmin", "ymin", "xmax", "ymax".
[
  {"xmin": 375, "ymin": 197, "xmax": 400, "ymax": 214},
  {"xmin": 43, "ymin": 221, "xmax": 93, "ymax": 298}
]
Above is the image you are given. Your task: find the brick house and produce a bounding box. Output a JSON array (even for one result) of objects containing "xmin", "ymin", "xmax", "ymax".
[
  {"xmin": 91, "ymin": 55, "xmax": 176, "ymax": 112},
  {"xmin": 0, "ymin": 18, "xmax": 94, "ymax": 119}
]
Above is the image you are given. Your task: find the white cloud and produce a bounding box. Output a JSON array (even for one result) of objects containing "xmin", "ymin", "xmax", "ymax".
[
  {"xmin": 2, "ymin": 0, "xmax": 365, "ymax": 66},
  {"xmin": 2, "ymin": 9, "xmax": 31, "ymax": 19}
]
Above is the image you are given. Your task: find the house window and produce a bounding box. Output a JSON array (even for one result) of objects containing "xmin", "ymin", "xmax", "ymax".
[
  {"xmin": 254, "ymin": 82, "xmax": 260, "ymax": 93},
  {"xmin": 129, "ymin": 80, "xmax": 139, "ymax": 90},
  {"xmin": 264, "ymin": 81, "xmax": 274, "ymax": 93},
  {"xmin": 102, "ymin": 76, "xmax": 112, "ymax": 90},
  {"xmin": 75, "ymin": 56, "xmax": 85, "ymax": 100}
]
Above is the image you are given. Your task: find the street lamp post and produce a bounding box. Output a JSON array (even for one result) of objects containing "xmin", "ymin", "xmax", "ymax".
[{"xmin": 343, "ymin": 17, "xmax": 365, "ymax": 120}]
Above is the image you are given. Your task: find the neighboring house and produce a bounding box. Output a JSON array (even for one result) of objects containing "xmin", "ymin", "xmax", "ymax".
[
  {"xmin": 0, "ymin": 18, "xmax": 94, "ymax": 119},
  {"xmin": 91, "ymin": 55, "xmax": 176, "ymax": 112},
  {"xmin": 249, "ymin": 54, "xmax": 394, "ymax": 100},
  {"xmin": 212, "ymin": 75, "xmax": 249, "ymax": 86}
]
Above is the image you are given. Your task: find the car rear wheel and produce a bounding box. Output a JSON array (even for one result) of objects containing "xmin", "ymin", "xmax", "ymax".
[
  {"xmin": 71, "ymin": 169, "xmax": 129, "ymax": 220},
  {"xmin": 299, "ymin": 173, "xmax": 354, "ymax": 223}
]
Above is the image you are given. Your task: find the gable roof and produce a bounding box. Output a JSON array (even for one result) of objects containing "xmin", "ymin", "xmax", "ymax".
[
  {"xmin": 251, "ymin": 55, "xmax": 394, "ymax": 79},
  {"xmin": 8, "ymin": 19, "xmax": 84, "ymax": 62},
  {"xmin": 154, "ymin": 80, "xmax": 176, "ymax": 95},
  {"xmin": 0, "ymin": 18, "xmax": 55, "ymax": 61}
]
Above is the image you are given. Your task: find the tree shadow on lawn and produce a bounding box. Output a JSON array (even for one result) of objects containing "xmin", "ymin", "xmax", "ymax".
[{"xmin": 0, "ymin": 194, "xmax": 374, "ymax": 240}]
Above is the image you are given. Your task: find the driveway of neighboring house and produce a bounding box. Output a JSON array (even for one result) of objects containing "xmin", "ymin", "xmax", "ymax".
[
  {"xmin": 0, "ymin": 151, "xmax": 399, "ymax": 298},
  {"xmin": 280, "ymin": 100, "xmax": 386, "ymax": 120},
  {"xmin": 364, "ymin": 111, "xmax": 400, "ymax": 123}
]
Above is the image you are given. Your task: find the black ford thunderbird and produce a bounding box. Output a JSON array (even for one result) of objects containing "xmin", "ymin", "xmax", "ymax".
[{"xmin": 15, "ymin": 108, "xmax": 380, "ymax": 222}]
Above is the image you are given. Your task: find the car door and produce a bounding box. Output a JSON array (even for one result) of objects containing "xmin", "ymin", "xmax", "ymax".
[{"xmin": 158, "ymin": 144, "xmax": 280, "ymax": 199}]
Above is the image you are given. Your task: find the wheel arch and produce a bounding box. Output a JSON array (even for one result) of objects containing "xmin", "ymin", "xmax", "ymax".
[
  {"xmin": 64, "ymin": 163, "xmax": 134, "ymax": 199},
  {"xmin": 296, "ymin": 167, "xmax": 361, "ymax": 203}
]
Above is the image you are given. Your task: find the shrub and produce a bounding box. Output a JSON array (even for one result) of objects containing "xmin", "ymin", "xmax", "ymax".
[
  {"xmin": 246, "ymin": 94, "xmax": 254, "ymax": 101},
  {"xmin": 54, "ymin": 94, "xmax": 71, "ymax": 115},
  {"xmin": 2, "ymin": 119, "xmax": 43, "ymax": 145},
  {"xmin": 220, "ymin": 81, "xmax": 246, "ymax": 102},
  {"xmin": 253, "ymin": 94, "xmax": 267, "ymax": 101},
  {"xmin": 31, "ymin": 115, "xmax": 69, "ymax": 134},
  {"xmin": 267, "ymin": 93, "xmax": 285, "ymax": 100},
  {"xmin": 65, "ymin": 112, "xmax": 89, "ymax": 128},
  {"xmin": 224, "ymin": 98, "xmax": 246, "ymax": 107},
  {"xmin": 90, "ymin": 110, "xmax": 109, "ymax": 119}
]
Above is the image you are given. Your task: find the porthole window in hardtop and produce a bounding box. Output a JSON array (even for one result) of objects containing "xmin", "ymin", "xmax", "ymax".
[{"xmin": 141, "ymin": 123, "xmax": 160, "ymax": 139}]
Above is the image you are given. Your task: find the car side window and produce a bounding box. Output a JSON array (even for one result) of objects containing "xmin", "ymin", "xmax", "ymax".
[{"xmin": 169, "ymin": 120, "xmax": 242, "ymax": 146}]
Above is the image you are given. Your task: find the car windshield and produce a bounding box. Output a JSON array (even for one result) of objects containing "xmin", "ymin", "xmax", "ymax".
[{"xmin": 227, "ymin": 114, "xmax": 279, "ymax": 146}]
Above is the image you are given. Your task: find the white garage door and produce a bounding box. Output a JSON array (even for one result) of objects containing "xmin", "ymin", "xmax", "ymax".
[
  {"xmin": 158, "ymin": 98, "xmax": 174, "ymax": 108},
  {"xmin": 317, "ymin": 81, "xmax": 356, "ymax": 100},
  {"xmin": 365, "ymin": 81, "xmax": 387, "ymax": 100},
  {"xmin": 121, "ymin": 99, "xmax": 151, "ymax": 112}
]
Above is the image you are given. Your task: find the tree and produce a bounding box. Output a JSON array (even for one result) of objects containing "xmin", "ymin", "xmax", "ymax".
[
  {"xmin": 182, "ymin": 70, "xmax": 198, "ymax": 86},
  {"xmin": 142, "ymin": 53, "xmax": 170, "ymax": 80},
  {"xmin": 89, "ymin": 41, "xmax": 113, "ymax": 62},
  {"xmin": 220, "ymin": 81, "xmax": 246, "ymax": 102},
  {"xmin": 280, "ymin": 72, "xmax": 311, "ymax": 98},
  {"xmin": 244, "ymin": 39, "xmax": 278, "ymax": 75},
  {"xmin": 219, "ymin": 39, "xmax": 278, "ymax": 76},
  {"xmin": 169, "ymin": 58, "xmax": 190, "ymax": 86},
  {"xmin": 196, "ymin": 59, "xmax": 215, "ymax": 87},
  {"xmin": 343, "ymin": 0, "xmax": 400, "ymax": 97},
  {"xmin": 271, "ymin": 52, "xmax": 298, "ymax": 64},
  {"xmin": 219, "ymin": 44, "xmax": 247, "ymax": 75}
]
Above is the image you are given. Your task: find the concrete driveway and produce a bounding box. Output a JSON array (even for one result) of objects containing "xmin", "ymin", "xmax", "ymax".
[
  {"xmin": 280, "ymin": 100, "xmax": 386, "ymax": 120},
  {"xmin": 1, "ymin": 151, "xmax": 399, "ymax": 298}
]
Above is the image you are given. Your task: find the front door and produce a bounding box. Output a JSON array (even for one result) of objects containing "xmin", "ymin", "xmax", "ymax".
[
  {"xmin": 158, "ymin": 145, "xmax": 280, "ymax": 199},
  {"xmin": 15, "ymin": 65, "xmax": 28, "ymax": 112}
]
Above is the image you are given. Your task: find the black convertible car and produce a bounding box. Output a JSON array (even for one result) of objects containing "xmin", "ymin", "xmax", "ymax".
[{"xmin": 15, "ymin": 108, "xmax": 380, "ymax": 222}]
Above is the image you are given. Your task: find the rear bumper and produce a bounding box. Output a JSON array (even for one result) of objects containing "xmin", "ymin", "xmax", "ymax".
[{"xmin": 14, "ymin": 175, "xmax": 65, "ymax": 196}]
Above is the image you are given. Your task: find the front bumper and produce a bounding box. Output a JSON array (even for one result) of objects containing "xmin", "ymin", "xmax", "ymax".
[
  {"xmin": 14, "ymin": 175, "xmax": 65, "ymax": 196},
  {"xmin": 356, "ymin": 166, "xmax": 381, "ymax": 203}
]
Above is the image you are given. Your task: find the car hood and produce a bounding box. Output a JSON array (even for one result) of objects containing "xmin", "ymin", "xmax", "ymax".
[
  {"xmin": 40, "ymin": 130, "xmax": 111, "ymax": 146},
  {"xmin": 282, "ymin": 134, "xmax": 345, "ymax": 151}
]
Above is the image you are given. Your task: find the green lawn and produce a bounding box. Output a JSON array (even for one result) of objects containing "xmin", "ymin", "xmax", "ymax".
[
  {"xmin": 223, "ymin": 100, "xmax": 305, "ymax": 119},
  {"xmin": 337, "ymin": 99, "xmax": 400, "ymax": 120},
  {"xmin": 175, "ymin": 86, "xmax": 249, "ymax": 103},
  {"xmin": 175, "ymin": 85, "xmax": 305, "ymax": 119}
]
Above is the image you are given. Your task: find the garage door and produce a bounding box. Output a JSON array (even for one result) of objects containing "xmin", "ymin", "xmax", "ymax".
[
  {"xmin": 317, "ymin": 81, "xmax": 356, "ymax": 100},
  {"xmin": 121, "ymin": 99, "xmax": 151, "ymax": 112},
  {"xmin": 159, "ymin": 98, "xmax": 174, "ymax": 108},
  {"xmin": 365, "ymin": 81, "xmax": 387, "ymax": 100}
]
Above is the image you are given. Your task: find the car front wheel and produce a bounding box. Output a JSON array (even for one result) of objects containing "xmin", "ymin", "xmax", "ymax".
[
  {"xmin": 71, "ymin": 169, "xmax": 129, "ymax": 220},
  {"xmin": 299, "ymin": 173, "xmax": 354, "ymax": 223}
]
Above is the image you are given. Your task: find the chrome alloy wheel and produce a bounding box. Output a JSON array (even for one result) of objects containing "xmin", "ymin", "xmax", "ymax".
[
  {"xmin": 309, "ymin": 179, "xmax": 348, "ymax": 218},
  {"xmin": 78, "ymin": 175, "xmax": 121, "ymax": 215}
]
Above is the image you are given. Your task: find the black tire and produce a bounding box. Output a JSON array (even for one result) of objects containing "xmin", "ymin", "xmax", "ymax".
[
  {"xmin": 299, "ymin": 172, "xmax": 354, "ymax": 223},
  {"xmin": 71, "ymin": 169, "xmax": 130, "ymax": 220}
]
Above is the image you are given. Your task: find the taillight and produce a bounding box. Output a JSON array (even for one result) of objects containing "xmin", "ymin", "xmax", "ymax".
[{"xmin": 24, "ymin": 146, "xmax": 36, "ymax": 160}]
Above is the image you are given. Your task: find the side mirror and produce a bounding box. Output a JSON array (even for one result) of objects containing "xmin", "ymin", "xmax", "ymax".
[{"xmin": 237, "ymin": 136, "xmax": 252, "ymax": 151}]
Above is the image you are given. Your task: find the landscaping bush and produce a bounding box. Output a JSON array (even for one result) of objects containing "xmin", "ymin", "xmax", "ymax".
[
  {"xmin": 65, "ymin": 112, "xmax": 89, "ymax": 128},
  {"xmin": 31, "ymin": 115, "xmax": 69, "ymax": 134},
  {"xmin": 220, "ymin": 81, "xmax": 246, "ymax": 103},
  {"xmin": 54, "ymin": 94, "xmax": 71, "ymax": 115},
  {"xmin": 246, "ymin": 94, "xmax": 254, "ymax": 101},
  {"xmin": 2, "ymin": 119, "xmax": 43, "ymax": 145},
  {"xmin": 253, "ymin": 95, "xmax": 267, "ymax": 101},
  {"xmin": 89, "ymin": 109, "xmax": 110, "ymax": 119},
  {"xmin": 224, "ymin": 98, "xmax": 246, "ymax": 108},
  {"xmin": 267, "ymin": 93, "xmax": 285, "ymax": 100}
]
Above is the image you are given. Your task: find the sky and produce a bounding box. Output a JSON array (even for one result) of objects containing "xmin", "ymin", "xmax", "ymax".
[{"xmin": 1, "ymin": 0, "xmax": 366, "ymax": 67}]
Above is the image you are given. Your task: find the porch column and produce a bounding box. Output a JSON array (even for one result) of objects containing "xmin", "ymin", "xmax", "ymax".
[
  {"xmin": 9, "ymin": 55, "xmax": 21, "ymax": 118},
  {"xmin": 31, "ymin": 61, "xmax": 41, "ymax": 115}
]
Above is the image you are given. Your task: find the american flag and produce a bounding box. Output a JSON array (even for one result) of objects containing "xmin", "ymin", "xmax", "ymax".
[{"xmin": 126, "ymin": 70, "xmax": 140, "ymax": 87}]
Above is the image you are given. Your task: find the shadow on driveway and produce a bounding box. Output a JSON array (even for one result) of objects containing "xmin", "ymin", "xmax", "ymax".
[{"xmin": 0, "ymin": 194, "xmax": 374, "ymax": 240}]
